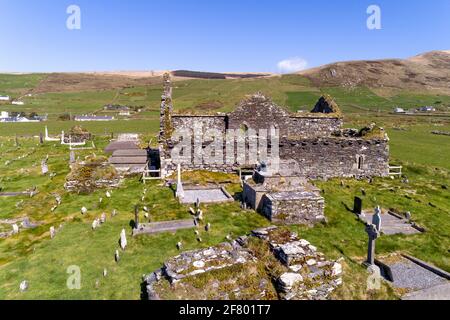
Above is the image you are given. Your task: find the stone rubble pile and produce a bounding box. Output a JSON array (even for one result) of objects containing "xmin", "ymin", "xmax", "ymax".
[
  {"xmin": 252, "ymin": 226, "xmax": 342, "ymax": 300},
  {"xmin": 163, "ymin": 242, "xmax": 255, "ymax": 284},
  {"xmin": 144, "ymin": 226, "xmax": 343, "ymax": 300}
]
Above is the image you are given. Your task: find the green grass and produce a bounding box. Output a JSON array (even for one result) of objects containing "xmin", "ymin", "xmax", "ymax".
[
  {"xmin": 0, "ymin": 131, "xmax": 449, "ymax": 300},
  {"xmin": 0, "ymin": 119, "xmax": 160, "ymax": 137}
]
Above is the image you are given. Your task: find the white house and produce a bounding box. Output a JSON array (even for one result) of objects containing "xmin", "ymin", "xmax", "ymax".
[
  {"xmin": 12, "ymin": 101, "xmax": 25, "ymax": 106},
  {"xmin": 0, "ymin": 95, "xmax": 10, "ymax": 101}
]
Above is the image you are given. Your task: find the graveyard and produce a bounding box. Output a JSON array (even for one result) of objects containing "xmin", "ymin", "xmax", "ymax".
[{"xmin": 0, "ymin": 70, "xmax": 449, "ymax": 300}]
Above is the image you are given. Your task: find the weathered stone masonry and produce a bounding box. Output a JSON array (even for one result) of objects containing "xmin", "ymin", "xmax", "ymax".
[{"xmin": 279, "ymin": 137, "xmax": 389, "ymax": 180}]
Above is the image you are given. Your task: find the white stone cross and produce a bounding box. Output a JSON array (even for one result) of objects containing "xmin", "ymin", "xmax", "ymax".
[{"xmin": 372, "ymin": 206, "xmax": 382, "ymax": 232}]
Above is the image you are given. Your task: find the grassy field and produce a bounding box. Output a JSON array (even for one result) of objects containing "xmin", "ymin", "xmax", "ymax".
[
  {"xmin": 0, "ymin": 73, "xmax": 449, "ymax": 300},
  {"xmin": 0, "ymin": 134, "xmax": 448, "ymax": 300}
]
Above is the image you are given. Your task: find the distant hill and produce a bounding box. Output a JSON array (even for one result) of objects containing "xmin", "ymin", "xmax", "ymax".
[
  {"xmin": 171, "ymin": 70, "xmax": 272, "ymax": 80},
  {"xmin": 31, "ymin": 73, "xmax": 162, "ymax": 93},
  {"xmin": 298, "ymin": 50, "xmax": 450, "ymax": 94}
]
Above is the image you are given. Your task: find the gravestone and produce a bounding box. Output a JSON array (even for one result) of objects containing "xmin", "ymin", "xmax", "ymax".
[
  {"xmin": 115, "ymin": 250, "xmax": 120, "ymax": 263},
  {"xmin": 196, "ymin": 198, "xmax": 200, "ymax": 210},
  {"xmin": 120, "ymin": 229, "xmax": 127, "ymax": 250},
  {"xmin": 134, "ymin": 205, "xmax": 139, "ymax": 229},
  {"xmin": 12, "ymin": 224, "xmax": 19, "ymax": 234},
  {"xmin": 365, "ymin": 207, "xmax": 382, "ymax": 266},
  {"xmin": 100, "ymin": 213, "xmax": 106, "ymax": 224},
  {"xmin": 19, "ymin": 280, "xmax": 28, "ymax": 292},
  {"xmin": 50, "ymin": 226, "xmax": 56, "ymax": 239},
  {"xmin": 81, "ymin": 207, "xmax": 88, "ymax": 215},
  {"xmin": 175, "ymin": 164, "xmax": 185, "ymax": 200},
  {"xmin": 354, "ymin": 197, "xmax": 363, "ymax": 215},
  {"xmin": 372, "ymin": 206, "xmax": 382, "ymax": 232},
  {"xmin": 69, "ymin": 151, "xmax": 75, "ymax": 164},
  {"xmin": 405, "ymin": 211, "xmax": 412, "ymax": 220},
  {"xmin": 41, "ymin": 160, "xmax": 49, "ymax": 175}
]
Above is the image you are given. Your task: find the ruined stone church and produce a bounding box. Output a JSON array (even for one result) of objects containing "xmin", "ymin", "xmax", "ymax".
[{"xmin": 158, "ymin": 74, "xmax": 390, "ymax": 181}]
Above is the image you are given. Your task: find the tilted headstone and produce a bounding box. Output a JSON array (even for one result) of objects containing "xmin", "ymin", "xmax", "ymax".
[
  {"xmin": 100, "ymin": 213, "xmax": 106, "ymax": 224},
  {"xmin": 12, "ymin": 224, "xmax": 19, "ymax": 234},
  {"xmin": 115, "ymin": 250, "xmax": 120, "ymax": 263}
]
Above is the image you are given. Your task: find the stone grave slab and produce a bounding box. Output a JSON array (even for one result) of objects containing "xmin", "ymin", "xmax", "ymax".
[
  {"xmin": 179, "ymin": 187, "xmax": 233, "ymax": 204},
  {"xmin": 378, "ymin": 255, "xmax": 450, "ymax": 300},
  {"xmin": 361, "ymin": 209, "xmax": 422, "ymax": 235},
  {"xmin": 132, "ymin": 219, "xmax": 195, "ymax": 236}
]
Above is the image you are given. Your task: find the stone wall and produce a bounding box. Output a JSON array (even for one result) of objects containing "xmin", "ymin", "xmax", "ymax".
[
  {"xmin": 227, "ymin": 94, "xmax": 292, "ymax": 136},
  {"xmin": 279, "ymin": 137, "xmax": 390, "ymax": 179},
  {"xmin": 160, "ymin": 136, "xmax": 389, "ymax": 179},
  {"xmin": 288, "ymin": 117, "xmax": 343, "ymax": 138},
  {"xmin": 171, "ymin": 115, "xmax": 227, "ymax": 134},
  {"xmin": 261, "ymin": 192, "xmax": 325, "ymax": 225}
]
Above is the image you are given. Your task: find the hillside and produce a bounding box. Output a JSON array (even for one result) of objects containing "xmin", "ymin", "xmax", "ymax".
[{"xmin": 299, "ymin": 50, "xmax": 450, "ymax": 94}]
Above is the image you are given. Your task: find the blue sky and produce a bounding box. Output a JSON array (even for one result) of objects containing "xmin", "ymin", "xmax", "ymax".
[{"xmin": 0, "ymin": 0, "xmax": 449, "ymax": 72}]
